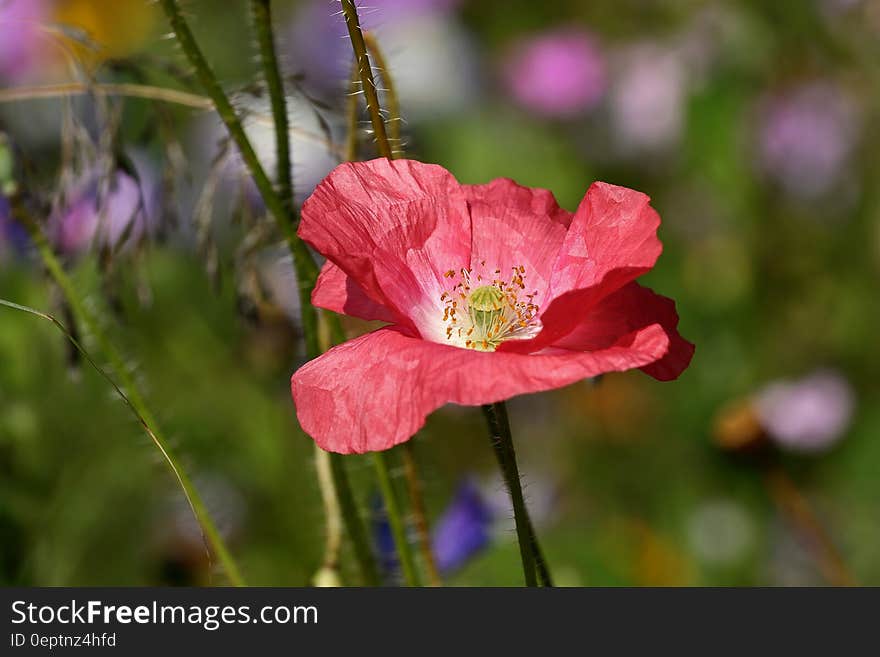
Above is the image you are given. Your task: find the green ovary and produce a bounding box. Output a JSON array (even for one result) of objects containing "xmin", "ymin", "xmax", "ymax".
[{"xmin": 468, "ymin": 285, "xmax": 506, "ymax": 349}]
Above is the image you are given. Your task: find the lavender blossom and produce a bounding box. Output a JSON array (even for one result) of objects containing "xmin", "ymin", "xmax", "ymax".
[
  {"xmin": 50, "ymin": 157, "xmax": 159, "ymax": 256},
  {"xmin": 0, "ymin": 195, "xmax": 28, "ymax": 260},
  {"xmin": 502, "ymin": 28, "xmax": 607, "ymax": 118},
  {"xmin": 0, "ymin": 0, "xmax": 49, "ymax": 83},
  {"xmin": 755, "ymin": 370, "xmax": 855, "ymax": 453},
  {"xmin": 758, "ymin": 82, "xmax": 860, "ymax": 200},
  {"xmin": 431, "ymin": 478, "xmax": 494, "ymax": 574},
  {"xmin": 609, "ymin": 43, "xmax": 687, "ymax": 153}
]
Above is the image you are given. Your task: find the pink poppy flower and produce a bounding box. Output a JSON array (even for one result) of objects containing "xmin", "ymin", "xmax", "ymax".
[{"xmin": 291, "ymin": 159, "xmax": 694, "ymax": 453}]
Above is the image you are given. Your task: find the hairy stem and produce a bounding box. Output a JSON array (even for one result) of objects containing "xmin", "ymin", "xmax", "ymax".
[
  {"xmin": 525, "ymin": 511, "xmax": 554, "ymax": 587},
  {"xmin": 16, "ymin": 211, "xmax": 245, "ymax": 586},
  {"xmin": 339, "ymin": 0, "xmax": 392, "ymax": 158},
  {"xmin": 402, "ymin": 441, "xmax": 442, "ymax": 586},
  {"xmin": 345, "ymin": 62, "xmax": 361, "ymax": 162},
  {"xmin": 362, "ymin": 31, "xmax": 401, "ymax": 156},
  {"xmin": 251, "ymin": 0, "xmax": 294, "ymax": 214},
  {"xmin": 156, "ymin": 0, "xmax": 319, "ymax": 355},
  {"xmin": 372, "ymin": 452, "xmax": 420, "ymax": 586},
  {"xmin": 336, "ymin": 15, "xmax": 421, "ymax": 585},
  {"xmin": 158, "ymin": 0, "xmax": 376, "ymax": 586},
  {"xmin": 482, "ymin": 402, "xmax": 543, "ymax": 587}
]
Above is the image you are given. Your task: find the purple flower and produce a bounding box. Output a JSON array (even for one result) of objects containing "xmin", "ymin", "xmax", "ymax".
[
  {"xmin": 432, "ymin": 479, "xmax": 494, "ymax": 574},
  {"xmin": 610, "ymin": 43, "xmax": 687, "ymax": 153},
  {"xmin": 0, "ymin": 195, "xmax": 28, "ymax": 259},
  {"xmin": 755, "ymin": 370, "xmax": 855, "ymax": 453},
  {"xmin": 758, "ymin": 82, "xmax": 860, "ymax": 200},
  {"xmin": 50, "ymin": 157, "xmax": 159, "ymax": 256},
  {"xmin": 502, "ymin": 28, "xmax": 607, "ymax": 118},
  {"xmin": 372, "ymin": 477, "xmax": 493, "ymax": 582},
  {"xmin": 0, "ymin": 0, "xmax": 49, "ymax": 83},
  {"xmin": 371, "ymin": 494, "xmax": 403, "ymax": 582}
]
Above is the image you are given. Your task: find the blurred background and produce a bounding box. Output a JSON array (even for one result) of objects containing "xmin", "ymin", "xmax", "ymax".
[{"xmin": 1, "ymin": 0, "xmax": 879, "ymax": 586}]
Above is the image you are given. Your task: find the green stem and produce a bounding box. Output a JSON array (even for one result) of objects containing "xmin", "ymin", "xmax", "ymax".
[
  {"xmin": 525, "ymin": 511, "xmax": 554, "ymax": 587},
  {"xmin": 250, "ymin": 0, "xmax": 294, "ymax": 214},
  {"xmin": 329, "ymin": 452, "xmax": 380, "ymax": 585},
  {"xmin": 159, "ymin": 0, "xmax": 377, "ymax": 587},
  {"xmin": 156, "ymin": 0, "xmax": 319, "ymax": 357},
  {"xmin": 362, "ymin": 31, "xmax": 401, "ymax": 157},
  {"xmin": 320, "ymin": 313, "xmax": 381, "ymax": 585},
  {"xmin": 313, "ymin": 445, "xmax": 343, "ymax": 577},
  {"xmin": 372, "ymin": 452, "xmax": 420, "ymax": 586},
  {"xmin": 336, "ymin": 14, "xmax": 420, "ymax": 584},
  {"xmin": 482, "ymin": 402, "xmax": 542, "ymax": 587},
  {"xmin": 402, "ymin": 441, "xmax": 442, "ymax": 586},
  {"xmin": 339, "ymin": 0, "xmax": 392, "ymax": 158},
  {"xmin": 345, "ymin": 61, "xmax": 361, "ymax": 162},
  {"xmin": 18, "ymin": 212, "xmax": 245, "ymax": 586}
]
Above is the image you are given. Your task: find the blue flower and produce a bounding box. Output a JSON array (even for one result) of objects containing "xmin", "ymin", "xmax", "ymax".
[
  {"xmin": 372, "ymin": 477, "xmax": 494, "ymax": 583},
  {"xmin": 432, "ymin": 478, "xmax": 494, "ymax": 575}
]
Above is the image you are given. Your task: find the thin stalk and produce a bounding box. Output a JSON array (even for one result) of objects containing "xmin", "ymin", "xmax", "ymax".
[
  {"xmin": 372, "ymin": 452, "xmax": 420, "ymax": 586},
  {"xmin": 525, "ymin": 511, "xmax": 554, "ymax": 587},
  {"xmin": 362, "ymin": 31, "xmax": 401, "ymax": 157},
  {"xmin": 764, "ymin": 465, "xmax": 856, "ymax": 586},
  {"xmin": 250, "ymin": 0, "xmax": 294, "ymax": 214},
  {"xmin": 345, "ymin": 62, "xmax": 361, "ymax": 162},
  {"xmin": 329, "ymin": 268, "xmax": 417, "ymax": 584},
  {"xmin": 329, "ymin": 452, "xmax": 380, "ymax": 585},
  {"xmin": 339, "ymin": 0, "xmax": 392, "ymax": 158},
  {"xmin": 336, "ymin": 17, "xmax": 419, "ymax": 585},
  {"xmin": 402, "ymin": 441, "xmax": 442, "ymax": 586},
  {"xmin": 0, "ymin": 82, "xmax": 345, "ymax": 156},
  {"xmin": 16, "ymin": 212, "xmax": 245, "ymax": 586},
  {"xmin": 159, "ymin": 0, "xmax": 377, "ymax": 587},
  {"xmin": 482, "ymin": 402, "xmax": 539, "ymax": 587},
  {"xmin": 0, "ymin": 81, "xmax": 213, "ymax": 108},
  {"xmin": 156, "ymin": 0, "xmax": 319, "ymax": 357},
  {"xmin": 313, "ymin": 445, "xmax": 343, "ymax": 580},
  {"xmin": 320, "ymin": 313, "xmax": 380, "ymax": 585}
]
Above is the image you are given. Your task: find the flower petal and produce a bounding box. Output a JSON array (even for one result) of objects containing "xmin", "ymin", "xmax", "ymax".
[
  {"xmin": 463, "ymin": 178, "xmax": 572, "ymax": 301},
  {"xmin": 550, "ymin": 282, "xmax": 695, "ymax": 381},
  {"xmin": 312, "ymin": 260, "xmax": 397, "ymax": 324},
  {"xmin": 299, "ymin": 159, "xmax": 471, "ymax": 337},
  {"xmin": 552, "ymin": 181, "xmax": 662, "ymax": 295},
  {"xmin": 500, "ymin": 181, "xmax": 663, "ymax": 352},
  {"xmin": 291, "ymin": 324, "xmax": 670, "ymax": 453}
]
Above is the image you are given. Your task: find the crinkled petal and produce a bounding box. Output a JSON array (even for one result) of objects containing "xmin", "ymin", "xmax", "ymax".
[
  {"xmin": 550, "ymin": 282, "xmax": 694, "ymax": 381},
  {"xmin": 463, "ymin": 178, "xmax": 572, "ymax": 301},
  {"xmin": 299, "ymin": 159, "xmax": 471, "ymax": 337},
  {"xmin": 500, "ymin": 181, "xmax": 663, "ymax": 352},
  {"xmin": 291, "ymin": 325, "xmax": 670, "ymax": 453},
  {"xmin": 312, "ymin": 260, "xmax": 398, "ymax": 324}
]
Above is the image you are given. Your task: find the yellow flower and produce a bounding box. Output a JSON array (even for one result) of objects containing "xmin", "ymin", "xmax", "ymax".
[{"xmin": 53, "ymin": 0, "xmax": 158, "ymax": 63}]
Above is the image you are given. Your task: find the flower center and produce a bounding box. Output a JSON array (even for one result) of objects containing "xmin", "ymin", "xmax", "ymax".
[{"xmin": 440, "ymin": 264, "xmax": 541, "ymax": 351}]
